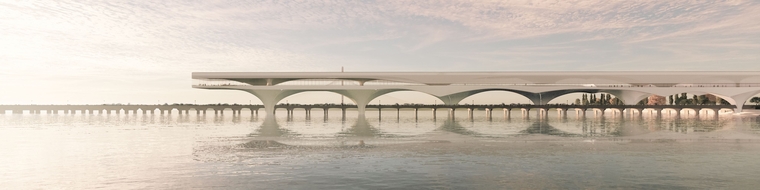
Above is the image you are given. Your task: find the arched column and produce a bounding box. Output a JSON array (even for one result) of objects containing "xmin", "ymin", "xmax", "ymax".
[
  {"xmin": 602, "ymin": 90, "xmax": 651, "ymax": 105},
  {"xmin": 331, "ymin": 89, "xmax": 400, "ymax": 117},
  {"xmin": 435, "ymin": 89, "xmax": 593, "ymax": 105},
  {"xmin": 241, "ymin": 89, "xmax": 301, "ymax": 116},
  {"xmin": 717, "ymin": 90, "xmax": 760, "ymax": 114}
]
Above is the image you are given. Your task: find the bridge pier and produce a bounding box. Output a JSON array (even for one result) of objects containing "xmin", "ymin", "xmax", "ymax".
[
  {"xmin": 557, "ymin": 108, "xmax": 567, "ymax": 119},
  {"xmin": 654, "ymin": 108, "xmax": 662, "ymax": 118},
  {"xmin": 449, "ymin": 108, "xmax": 456, "ymax": 119},
  {"xmin": 342, "ymin": 108, "xmax": 346, "ymax": 120},
  {"xmin": 504, "ymin": 108, "xmax": 511, "ymax": 119},
  {"xmin": 485, "ymin": 108, "xmax": 492, "ymax": 120},
  {"xmin": 397, "ymin": 108, "xmax": 400, "ymax": 120},
  {"xmin": 432, "ymin": 108, "xmax": 437, "ymax": 119},
  {"xmin": 414, "ymin": 108, "xmax": 418, "ymax": 120},
  {"xmin": 323, "ymin": 108, "xmax": 329, "ymax": 120},
  {"xmin": 521, "ymin": 108, "xmax": 530, "ymax": 118},
  {"xmin": 467, "ymin": 108, "xmax": 474, "ymax": 119},
  {"xmin": 541, "ymin": 108, "xmax": 549, "ymax": 118}
]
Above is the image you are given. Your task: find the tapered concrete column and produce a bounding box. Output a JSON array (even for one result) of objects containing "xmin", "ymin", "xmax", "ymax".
[
  {"xmin": 449, "ymin": 108, "xmax": 456, "ymax": 118},
  {"xmin": 726, "ymin": 90, "xmax": 760, "ymax": 114},
  {"xmin": 396, "ymin": 108, "xmax": 400, "ymax": 119},
  {"xmin": 504, "ymin": 108, "xmax": 511, "ymax": 119},
  {"xmin": 414, "ymin": 108, "xmax": 418, "ymax": 120},
  {"xmin": 654, "ymin": 108, "xmax": 662, "ymax": 118},
  {"xmin": 604, "ymin": 90, "xmax": 651, "ymax": 106},
  {"xmin": 467, "ymin": 108, "xmax": 474, "ymax": 119},
  {"xmin": 243, "ymin": 89, "xmax": 300, "ymax": 117},
  {"xmin": 486, "ymin": 108, "xmax": 492, "ymax": 120},
  {"xmin": 333, "ymin": 89, "xmax": 398, "ymax": 117},
  {"xmin": 432, "ymin": 108, "xmax": 437, "ymax": 119}
]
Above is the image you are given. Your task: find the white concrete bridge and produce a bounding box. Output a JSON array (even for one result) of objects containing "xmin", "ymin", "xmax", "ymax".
[{"xmin": 192, "ymin": 71, "xmax": 760, "ymax": 116}]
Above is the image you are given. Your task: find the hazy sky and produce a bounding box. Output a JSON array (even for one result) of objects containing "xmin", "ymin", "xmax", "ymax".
[{"xmin": 2, "ymin": 0, "xmax": 760, "ymax": 105}]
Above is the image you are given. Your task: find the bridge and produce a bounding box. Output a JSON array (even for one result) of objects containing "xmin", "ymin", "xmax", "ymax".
[
  {"xmin": 191, "ymin": 71, "xmax": 760, "ymax": 116},
  {"xmin": 0, "ymin": 104, "xmax": 740, "ymax": 119}
]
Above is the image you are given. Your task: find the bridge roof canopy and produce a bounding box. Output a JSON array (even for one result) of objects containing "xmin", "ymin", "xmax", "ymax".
[{"xmin": 192, "ymin": 71, "xmax": 760, "ymax": 85}]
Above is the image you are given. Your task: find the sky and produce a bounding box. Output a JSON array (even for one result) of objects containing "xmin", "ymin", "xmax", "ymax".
[{"xmin": 1, "ymin": 0, "xmax": 760, "ymax": 105}]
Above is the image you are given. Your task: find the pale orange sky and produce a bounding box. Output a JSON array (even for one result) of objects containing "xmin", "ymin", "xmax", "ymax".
[{"xmin": 2, "ymin": 1, "xmax": 760, "ymax": 105}]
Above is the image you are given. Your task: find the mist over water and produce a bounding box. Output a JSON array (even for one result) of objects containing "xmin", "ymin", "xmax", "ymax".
[{"xmin": 3, "ymin": 109, "xmax": 760, "ymax": 189}]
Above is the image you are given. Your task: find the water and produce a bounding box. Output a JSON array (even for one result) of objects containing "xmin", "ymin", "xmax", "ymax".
[{"xmin": 3, "ymin": 109, "xmax": 760, "ymax": 189}]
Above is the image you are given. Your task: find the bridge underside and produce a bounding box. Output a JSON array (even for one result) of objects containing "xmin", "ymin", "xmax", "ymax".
[{"xmin": 195, "ymin": 85, "xmax": 760, "ymax": 116}]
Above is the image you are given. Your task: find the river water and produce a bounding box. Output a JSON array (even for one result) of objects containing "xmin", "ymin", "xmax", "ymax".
[{"xmin": 3, "ymin": 109, "xmax": 760, "ymax": 189}]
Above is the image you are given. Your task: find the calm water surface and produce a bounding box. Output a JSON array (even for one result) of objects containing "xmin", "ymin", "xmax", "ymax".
[{"xmin": 3, "ymin": 109, "xmax": 760, "ymax": 189}]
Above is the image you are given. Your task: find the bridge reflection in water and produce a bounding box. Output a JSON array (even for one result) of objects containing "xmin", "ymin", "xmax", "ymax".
[
  {"xmin": 2, "ymin": 108, "xmax": 754, "ymax": 138},
  {"xmin": 236, "ymin": 108, "xmax": 747, "ymax": 138}
]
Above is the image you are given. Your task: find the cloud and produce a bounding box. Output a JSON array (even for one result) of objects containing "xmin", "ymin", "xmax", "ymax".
[{"xmin": 1, "ymin": 0, "xmax": 759, "ymax": 103}]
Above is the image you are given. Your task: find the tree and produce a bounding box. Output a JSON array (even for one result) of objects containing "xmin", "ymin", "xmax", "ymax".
[
  {"xmin": 697, "ymin": 95, "xmax": 708, "ymax": 105},
  {"xmin": 606, "ymin": 94, "xmax": 612, "ymax": 105},
  {"xmin": 583, "ymin": 95, "xmax": 590, "ymax": 105},
  {"xmin": 575, "ymin": 98, "xmax": 581, "ymax": 105},
  {"xmin": 638, "ymin": 99, "xmax": 647, "ymax": 105},
  {"xmin": 751, "ymin": 97, "xmax": 760, "ymax": 105},
  {"xmin": 669, "ymin": 95, "xmax": 674, "ymax": 105}
]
